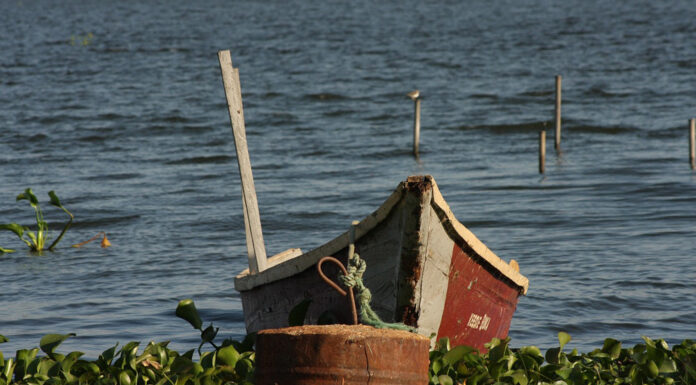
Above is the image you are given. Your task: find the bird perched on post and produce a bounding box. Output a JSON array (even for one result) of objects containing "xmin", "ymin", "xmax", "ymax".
[{"xmin": 407, "ymin": 89, "xmax": 420, "ymax": 101}]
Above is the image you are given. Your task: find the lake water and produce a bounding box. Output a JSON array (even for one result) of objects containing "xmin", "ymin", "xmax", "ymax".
[{"xmin": 1, "ymin": 0, "xmax": 695, "ymax": 357}]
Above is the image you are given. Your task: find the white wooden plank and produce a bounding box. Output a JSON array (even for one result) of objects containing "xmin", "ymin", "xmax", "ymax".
[
  {"xmin": 415, "ymin": 201, "xmax": 454, "ymax": 339},
  {"xmin": 428, "ymin": 177, "xmax": 529, "ymax": 293},
  {"xmin": 241, "ymin": 191, "xmax": 254, "ymax": 268},
  {"xmin": 267, "ymin": 248, "xmax": 303, "ymax": 268},
  {"xmin": 218, "ymin": 50, "xmax": 267, "ymax": 273}
]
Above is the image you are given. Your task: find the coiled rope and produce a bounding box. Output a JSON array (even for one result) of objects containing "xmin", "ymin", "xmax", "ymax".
[
  {"xmin": 339, "ymin": 250, "xmax": 416, "ymax": 332},
  {"xmin": 327, "ymin": 220, "xmax": 416, "ymax": 332}
]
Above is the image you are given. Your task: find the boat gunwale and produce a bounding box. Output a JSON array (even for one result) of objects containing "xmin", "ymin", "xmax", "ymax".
[
  {"xmin": 234, "ymin": 184, "xmax": 407, "ymax": 292},
  {"xmin": 234, "ymin": 175, "xmax": 529, "ymax": 294},
  {"xmin": 428, "ymin": 177, "xmax": 529, "ymax": 294}
]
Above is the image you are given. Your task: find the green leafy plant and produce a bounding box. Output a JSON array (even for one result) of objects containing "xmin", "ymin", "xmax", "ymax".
[
  {"xmin": 0, "ymin": 300, "xmax": 256, "ymax": 385},
  {"xmin": 2, "ymin": 305, "xmax": 695, "ymax": 385},
  {"xmin": 175, "ymin": 299, "xmax": 257, "ymax": 384},
  {"xmin": 0, "ymin": 189, "xmax": 73, "ymax": 254},
  {"xmin": 428, "ymin": 332, "xmax": 696, "ymax": 385},
  {"xmin": 0, "ymin": 332, "xmax": 254, "ymax": 385}
]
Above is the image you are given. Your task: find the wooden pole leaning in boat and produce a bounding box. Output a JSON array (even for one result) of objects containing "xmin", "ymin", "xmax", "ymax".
[
  {"xmin": 555, "ymin": 75, "xmax": 562, "ymax": 151},
  {"xmin": 539, "ymin": 130, "xmax": 546, "ymax": 174},
  {"xmin": 408, "ymin": 90, "xmax": 421, "ymax": 157},
  {"xmin": 218, "ymin": 50, "xmax": 268, "ymax": 274},
  {"xmin": 689, "ymin": 118, "xmax": 695, "ymax": 170}
]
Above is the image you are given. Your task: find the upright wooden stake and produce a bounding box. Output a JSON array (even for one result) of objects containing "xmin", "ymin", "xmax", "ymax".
[
  {"xmin": 539, "ymin": 130, "xmax": 546, "ymax": 174},
  {"xmin": 218, "ymin": 50, "xmax": 267, "ymax": 274},
  {"xmin": 555, "ymin": 75, "xmax": 562, "ymax": 151},
  {"xmin": 414, "ymin": 99, "xmax": 421, "ymax": 156},
  {"xmin": 690, "ymin": 118, "xmax": 695, "ymax": 170},
  {"xmin": 408, "ymin": 90, "xmax": 421, "ymax": 157}
]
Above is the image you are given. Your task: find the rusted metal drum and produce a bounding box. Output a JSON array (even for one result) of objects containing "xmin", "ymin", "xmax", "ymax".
[{"xmin": 255, "ymin": 325, "xmax": 430, "ymax": 385}]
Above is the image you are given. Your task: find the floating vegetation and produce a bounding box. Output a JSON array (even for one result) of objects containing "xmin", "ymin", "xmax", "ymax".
[
  {"xmin": 70, "ymin": 33, "xmax": 94, "ymax": 46},
  {"xmin": 0, "ymin": 189, "xmax": 73, "ymax": 254},
  {"xmin": 0, "ymin": 300, "xmax": 694, "ymax": 384},
  {"xmin": 0, "ymin": 332, "xmax": 256, "ymax": 385},
  {"xmin": 429, "ymin": 332, "xmax": 696, "ymax": 385},
  {"xmin": 72, "ymin": 231, "xmax": 111, "ymax": 249}
]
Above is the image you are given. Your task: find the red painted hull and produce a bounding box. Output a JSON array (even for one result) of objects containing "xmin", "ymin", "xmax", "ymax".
[{"xmin": 437, "ymin": 244, "xmax": 520, "ymax": 351}]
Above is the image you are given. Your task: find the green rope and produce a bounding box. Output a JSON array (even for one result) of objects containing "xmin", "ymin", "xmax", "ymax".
[{"xmin": 339, "ymin": 251, "xmax": 417, "ymax": 332}]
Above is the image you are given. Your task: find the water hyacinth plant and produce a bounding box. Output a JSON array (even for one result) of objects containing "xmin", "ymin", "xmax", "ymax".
[
  {"xmin": 1, "ymin": 300, "xmax": 695, "ymax": 384},
  {"xmin": 0, "ymin": 189, "xmax": 73, "ymax": 254},
  {"xmin": 0, "ymin": 331, "xmax": 256, "ymax": 385},
  {"xmin": 0, "ymin": 300, "xmax": 256, "ymax": 385},
  {"xmin": 428, "ymin": 332, "xmax": 696, "ymax": 385}
]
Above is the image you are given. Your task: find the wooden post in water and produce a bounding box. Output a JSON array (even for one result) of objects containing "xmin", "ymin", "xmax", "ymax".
[
  {"xmin": 555, "ymin": 75, "xmax": 562, "ymax": 151},
  {"xmin": 690, "ymin": 118, "xmax": 695, "ymax": 170},
  {"xmin": 408, "ymin": 90, "xmax": 421, "ymax": 157},
  {"xmin": 218, "ymin": 50, "xmax": 268, "ymax": 274},
  {"xmin": 539, "ymin": 130, "xmax": 546, "ymax": 174}
]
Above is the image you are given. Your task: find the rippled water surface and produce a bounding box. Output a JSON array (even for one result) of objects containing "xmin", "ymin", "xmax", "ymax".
[{"xmin": 1, "ymin": 0, "xmax": 695, "ymax": 356}]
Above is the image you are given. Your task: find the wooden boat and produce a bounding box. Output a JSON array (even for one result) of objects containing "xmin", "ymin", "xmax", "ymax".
[
  {"xmin": 217, "ymin": 52, "xmax": 528, "ymax": 350},
  {"xmin": 234, "ymin": 175, "xmax": 529, "ymax": 350}
]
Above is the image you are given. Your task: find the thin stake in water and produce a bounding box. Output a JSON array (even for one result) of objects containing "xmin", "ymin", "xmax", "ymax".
[
  {"xmin": 555, "ymin": 75, "xmax": 562, "ymax": 151},
  {"xmin": 408, "ymin": 90, "xmax": 421, "ymax": 157},
  {"xmin": 540, "ymin": 130, "xmax": 546, "ymax": 174},
  {"xmin": 689, "ymin": 118, "xmax": 695, "ymax": 170}
]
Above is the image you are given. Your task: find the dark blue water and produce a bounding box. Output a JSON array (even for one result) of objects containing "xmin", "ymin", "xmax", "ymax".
[{"xmin": 1, "ymin": 0, "xmax": 695, "ymax": 357}]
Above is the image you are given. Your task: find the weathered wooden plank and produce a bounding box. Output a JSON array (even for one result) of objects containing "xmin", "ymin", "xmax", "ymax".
[
  {"xmin": 241, "ymin": 193, "xmax": 254, "ymax": 269},
  {"xmin": 414, "ymin": 200, "xmax": 454, "ymax": 339},
  {"xmin": 267, "ymin": 248, "xmax": 303, "ymax": 268},
  {"xmin": 218, "ymin": 50, "xmax": 267, "ymax": 273}
]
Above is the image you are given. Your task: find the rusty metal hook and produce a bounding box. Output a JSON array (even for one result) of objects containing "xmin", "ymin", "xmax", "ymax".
[{"xmin": 317, "ymin": 256, "xmax": 358, "ymax": 325}]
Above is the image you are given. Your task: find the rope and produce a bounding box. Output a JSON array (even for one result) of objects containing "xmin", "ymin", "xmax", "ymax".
[{"xmin": 338, "ymin": 251, "xmax": 416, "ymax": 332}]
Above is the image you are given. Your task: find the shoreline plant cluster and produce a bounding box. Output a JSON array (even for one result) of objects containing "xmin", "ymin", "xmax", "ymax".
[
  {"xmin": 0, "ymin": 300, "xmax": 694, "ymax": 385},
  {"xmin": 429, "ymin": 333, "xmax": 695, "ymax": 385}
]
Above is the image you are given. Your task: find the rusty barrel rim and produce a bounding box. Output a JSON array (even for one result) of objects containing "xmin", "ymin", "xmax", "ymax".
[{"xmin": 255, "ymin": 325, "xmax": 430, "ymax": 385}]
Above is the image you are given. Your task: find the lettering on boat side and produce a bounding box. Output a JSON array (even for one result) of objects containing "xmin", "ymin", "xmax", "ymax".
[{"xmin": 466, "ymin": 313, "xmax": 491, "ymax": 331}]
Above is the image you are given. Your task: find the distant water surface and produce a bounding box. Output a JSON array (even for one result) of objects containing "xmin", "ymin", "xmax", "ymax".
[{"xmin": 1, "ymin": 0, "xmax": 695, "ymax": 356}]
